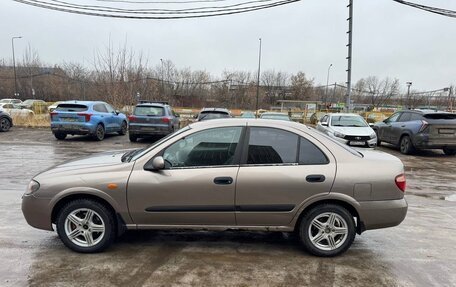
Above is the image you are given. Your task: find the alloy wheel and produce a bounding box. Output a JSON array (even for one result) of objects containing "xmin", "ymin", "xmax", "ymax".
[
  {"xmin": 64, "ymin": 208, "xmax": 105, "ymax": 247},
  {"xmin": 308, "ymin": 212, "xmax": 348, "ymax": 251},
  {"xmin": 0, "ymin": 118, "xmax": 11, "ymax": 131}
]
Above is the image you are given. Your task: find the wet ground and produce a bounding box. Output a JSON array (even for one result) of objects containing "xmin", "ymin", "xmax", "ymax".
[{"xmin": 0, "ymin": 128, "xmax": 455, "ymax": 287}]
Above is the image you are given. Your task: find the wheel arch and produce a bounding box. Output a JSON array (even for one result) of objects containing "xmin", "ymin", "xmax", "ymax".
[{"xmin": 293, "ymin": 199, "xmax": 364, "ymax": 235}]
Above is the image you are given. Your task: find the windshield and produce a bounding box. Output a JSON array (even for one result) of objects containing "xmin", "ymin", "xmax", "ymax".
[
  {"xmin": 198, "ymin": 112, "xmax": 230, "ymax": 121},
  {"xmin": 129, "ymin": 126, "xmax": 191, "ymax": 161},
  {"xmin": 331, "ymin": 115, "xmax": 368, "ymax": 127},
  {"xmin": 134, "ymin": 106, "xmax": 165, "ymax": 116}
]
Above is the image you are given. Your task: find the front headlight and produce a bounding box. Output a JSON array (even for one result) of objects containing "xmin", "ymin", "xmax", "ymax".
[
  {"xmin": 25, "ymin": 180, "xmax": 40, "ymax": 195},
  {"xmin": 369, "ymin": 132, "xmax": 377, "ymax": 139},
  {"xmin": 333, "ymin": 131, "xmax": 345, "ymax": 138}
]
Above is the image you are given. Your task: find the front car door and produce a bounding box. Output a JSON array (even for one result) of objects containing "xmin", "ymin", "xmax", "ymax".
[
  {"xmin": 379, "ymin": 112, "xmax": 402, "ymax": 143},
  {"xmin": 104, "ymin": 103, "xmax": 120, "ymax": 131},
  {"xmin": 127, "ymin": 126, "xmax": 245, "ymax": 226},
  {"xmin": 390, "ymin": 112, "xmax": 411, "ymax": 144},
  {"xmin": 235, "ymin": 125, "xmax": 336, "ymax": 226}
]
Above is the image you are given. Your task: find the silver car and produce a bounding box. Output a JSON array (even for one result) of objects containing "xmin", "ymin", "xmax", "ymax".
[
  {"xmin": 316, "ymin": 113, "xmax": 377, "ymax": 148},
  {"xmin": 22, "ymin": 119, "xmax": 407, "ymax": 256}
]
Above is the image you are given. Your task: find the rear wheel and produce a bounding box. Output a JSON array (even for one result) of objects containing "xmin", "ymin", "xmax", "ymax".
[
  {"xmin": 443, "ymin": 147, "xmax": 456, "ymax": 156},
  {"xmin": 298, "ymin": 204, "xmax": 356, "ymax": 257},
  {"xmin": 0, "ymin": 117, "xmax": 11, "ymax": 132},
  {"xmin": 129, "ymin": 134, "xmax": 138, "ymax": 142},
  {"xmin": 399, "ymin": 135, "xmax": 415, "ymax": 155},
  {"xmin": 54, "ymin": 132, "xmax": 67, "ymax": 140},
  {"xmin": 118, "ymin": 121, "xmax": 127, "ymax": 135},
  {"xmin": 94, "ymin": 124, "xmax": 105, "ymax": 141},
  {"xmin": 56, "ymin": 199, "xmax": 116, "ymax": 253}
]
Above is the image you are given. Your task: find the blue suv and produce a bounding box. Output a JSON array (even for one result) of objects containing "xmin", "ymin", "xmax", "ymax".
[{"xmin": 50, "ymin": 101, "xmax": 127, "ymax": 141}]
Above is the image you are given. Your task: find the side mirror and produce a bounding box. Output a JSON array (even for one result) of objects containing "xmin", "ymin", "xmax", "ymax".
[
  {"xmin": 175, "ymin": 113, "xmax": 180, "ymax": 117},
  {"xmin": 115, "ymin": 110, "xmax": 120, "ymax": 115},
  {"xmin": 144, "ymin": 156, "xmax": 165, "ymax": 171},
  {"xmin": 193, "ymin": 114, "xmax": 198, "ymax": 119},
  {"xmin": 321, "ymin": 122, "xmax": 328, "ymax": 127}
]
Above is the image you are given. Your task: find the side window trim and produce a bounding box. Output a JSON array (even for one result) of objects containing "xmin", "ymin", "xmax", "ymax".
[{"xmin": 149, "ymin": 126, "xmax": 246, "ymax": 170}]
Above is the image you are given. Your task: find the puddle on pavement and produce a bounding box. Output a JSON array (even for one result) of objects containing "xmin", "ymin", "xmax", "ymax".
[{"xmin": 445, "ymin": 194, "xmax": 456, "ymax": 202}]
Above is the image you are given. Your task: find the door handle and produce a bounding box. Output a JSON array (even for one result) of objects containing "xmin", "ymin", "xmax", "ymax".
[
  {"xmin": 306, "ymin": 175, "xmax": 326, "ymax": 183},
  {"xmin": 214, "ymin": 177, "xmax": 233, "ymax": 185}
]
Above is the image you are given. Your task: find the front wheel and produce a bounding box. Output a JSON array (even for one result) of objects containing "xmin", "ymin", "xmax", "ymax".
[
  {"xmin": 443, "ymin": 147, "xmax": 456, "ymax": 156},
  {"xmin": 56, "ymin": 199, "xmax": 116, "ymax": 253},
  {"xmin": 0, "ymin": 117, "xmax": 11, "ymax": 132},
  {"xmin": 118, "ymin": 121, "xmax": 127, "ymax": 135},
  {"xmin": 54, "ymin": 132, "xmax": 67, "ymax": 140},
  {"xmin": 298, "ymin": 204, "xmax": 356, "ymax": 257}
]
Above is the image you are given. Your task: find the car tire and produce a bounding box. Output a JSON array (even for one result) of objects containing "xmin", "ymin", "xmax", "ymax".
[
  {"xmin": 443, "ymin": 147, "xmax": 456, "ymax": 156},
  {"xmin": 0, "ymin": 117, "xmax": 12, "ymax": 132},
  {"xmin": 129, "ymin": 134, "xmax": 138, "ymax": 142},
  {"xmin": 374, "ymin": 130, "xmax": 381, "ymax": 146},
  {"xmin": 54, "ymin": 132, "xmax": 67, "ymax": 140},
  {"xmin": 118, "ymin": 121, "xmax": 127, "ymax": 135},
  {"xmin": 298, "ymin": 204, "xmax": 356, "ymax": 257},
  {"xmin": 399, "ymin": 135, "xmax": 415, "ymax": 155},
  {"xmin": 56, "ymin": 199, "xmax": 116, "ymax": 253},
  {"xmin": 94, "ymin": 124, "xmax": 105, "ymax": 141}
]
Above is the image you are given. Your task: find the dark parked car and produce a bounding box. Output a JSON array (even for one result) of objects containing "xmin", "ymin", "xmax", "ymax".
[
  {"xmin": 196, "ymin": 108, "xmax": 231, "ymax": 121},
  {"xmin": 373, "ymin": 110, "xmax": 456, "ymax": 155},
  {"xmin": 0, "ymin": 109, "xmax": 13, "ymax": 132},
  {"xmin": 128, "ymin": 102, "xmax": 180, "ymax": 142},
  {"xmin": 50, "ymin": 101, "xmax": 127, "ymax": 141}
]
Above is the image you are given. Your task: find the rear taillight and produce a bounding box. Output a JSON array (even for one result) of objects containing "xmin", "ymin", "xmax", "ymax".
[
  {"xmin": 77, "ymin": 113, "xmax": 92, "ymax": 122},
  {"xmin": 162, "ymin": 117, "xmax": 171, "ymax": 123},
  {"xmin": 50, "ymin": 112, "xmax": 57, "ymax": 120},
  {"xmin": 128, "ymin": 115, "xmax": 137, "ymax": 122},
  {"xmin": 395, "ymin": 174, "xmax": 406, "ymax": 192},
  {"xmin": 418, "ymin": 120, "xmax": 428, "ymax": 133}
]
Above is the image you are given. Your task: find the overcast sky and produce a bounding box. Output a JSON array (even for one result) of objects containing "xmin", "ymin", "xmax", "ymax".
[{"xmin": 1, "ymin": 0, "xmax": 455, "ymax": 91}]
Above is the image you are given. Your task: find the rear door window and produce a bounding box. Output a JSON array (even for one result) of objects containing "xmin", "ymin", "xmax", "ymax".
[
  {"xmin": 299, "ymin": 137, "xmax": 329, "ymax": 165},
  {"xmin": 55, "ymin": 104, "xmax": 88, "ymax": 112},
  {"xmin": 93, "ymin": 104, "xmax": 108, "ymax": 113},
  {"xmin": 410, "ymin": 113, "xmax": 424, "ymax": 121},
  {"xmin": 398, "ymin": 112, "xmax": 411, "ymax": 122},
  {"xmin": 247, "ymin": 128, "xmax": 298, "ymax": 165},
  {"xmin": 135, "ymin": 106, "xmax": 165, "ymax": 116}
]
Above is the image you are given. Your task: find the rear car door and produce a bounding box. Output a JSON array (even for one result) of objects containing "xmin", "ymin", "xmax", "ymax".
[
  {"xmin": 235, "ymin": 127, "xmax": 336, "ymax": 226},
  {"xmin": 127, "ymin": 126, "xmax": 244, "ymax": 226}
]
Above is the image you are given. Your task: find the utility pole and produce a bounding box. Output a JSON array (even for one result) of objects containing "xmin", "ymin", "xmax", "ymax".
[
  {"xmin": 346, "ymin": 0, "xmax": 353, "ymax": 112},
  {"xmin": 160, "ymin": 58, "xmax": 164, "ymax": 100},
  {"xmin": 255, "ymin": 38, "xmax": 262, "ymax": 117},
  {"xmin": 325, "ymin": 63, "xmax": 333, "ymax": 104},
  {"xmin": 406, "ymin": 82, "xmax": 412, "ymax": 109},
  {"xmin": 11, "ymin": 36, "xmax": 22, "ymax": 98}
]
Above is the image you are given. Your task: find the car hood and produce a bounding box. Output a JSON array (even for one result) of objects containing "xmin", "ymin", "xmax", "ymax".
[
  {"xmin": 331, "ymin": 126, "xmax": 374, "ymax": 136},
  {"xmin": 36, "ymin": 149, "xmax": 133, "ymax": 177}
]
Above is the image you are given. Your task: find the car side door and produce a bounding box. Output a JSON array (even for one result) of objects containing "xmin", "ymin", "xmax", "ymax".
[
  {"xmin": 235, "ymin": 127, "xmax": 336, "ymax": 226},
  {"xmin": 104, "ymin": 103, "xmax": 120, "ymax": 131},
  {"xmin": 93, "ymin": 103, "xmax": 111, "ymax": 130},
  {"xmin": 126, "ymin": 126, "xmax": 245, "ymax": 226},
  {"xmin": 379, "ymin": 112, "xmax": 402, "ymax": 143},
  {"xmin": 390, "ymin": 112, "xmax": 411, "ymax": 144}
]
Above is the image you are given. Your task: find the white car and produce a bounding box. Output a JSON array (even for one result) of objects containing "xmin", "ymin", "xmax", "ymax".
[
  {"xmin": 0, "ymin": 103, "xmax": 34, "ymax": 118},
  {"xmin": 0, "ymin": 98, "xmax": 22, "ymax": 105},
  {"xmin": 316, "ymin": 113, "xmax": 377, "ymax": 148}
]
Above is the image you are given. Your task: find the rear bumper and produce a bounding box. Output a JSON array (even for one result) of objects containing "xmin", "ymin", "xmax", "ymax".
[
  {"xmin": 413, "ymin": 134, "xmax": 456, "ymax": 149},
  {"xmin": 358, "ymin": 198, "xmax": 408, "ymax": 230},
  {"xmin": 129, "ymin": 124, "xmax": 172, "ymax": 136},
  {"xmin": 51, "ymin": 122, "xmax": 95, "ymax": 135}
]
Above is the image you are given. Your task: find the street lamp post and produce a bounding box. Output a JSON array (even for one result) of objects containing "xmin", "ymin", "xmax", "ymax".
[
  {"xmin": 325, "ymin": 64, "xmax": 333, "ymax": 105},
  {"xmin": 160, "ymin": 58, "xmax": 164, "ymax": 100},
  {"xmin": 406, "ymin": 82, "xmax": 412, "ymax": 109},
  {"xmin": 255, "ymin": 38, "xmax": 262, "ymax": 117},
  {"xmin": 11, "ymin": 36, "xmax": 22, "ymax": 98}
]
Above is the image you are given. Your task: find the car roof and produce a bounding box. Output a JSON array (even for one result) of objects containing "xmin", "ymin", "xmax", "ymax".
[
  {"xmin": 136, "ymin": 103, "xmax": 168, "ymax": 107},
  {"xmin": 328, "ymin": 113, "xmax": 362, "ymax": 117},
  {"xmin": 58, "ymin": 100, "xmax": 106, "ymax": 106},
  {"xmin": 189, "ymin": 118, "xmax": 304, "ymax": 130},
  {"xmin": 262, "ymin": 112, "xmax": 288, "ymax": 115}
]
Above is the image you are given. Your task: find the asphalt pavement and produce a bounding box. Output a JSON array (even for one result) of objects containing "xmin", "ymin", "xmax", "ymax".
[{"xmin": 0, "ymin": 127, "xmax": 455, "ymax": 287}]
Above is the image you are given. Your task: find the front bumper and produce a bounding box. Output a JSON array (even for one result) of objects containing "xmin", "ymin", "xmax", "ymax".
[
  {"xmin": 22, "ymin": 194, "xmax": 53, "ymax": 231},
  {"xmin": 358, "ymin": 198, "xmax": 408, "ymax": 230},
  {"xmin": 334, "ymin": 136, "xmax": 377, "ymax": 148}
]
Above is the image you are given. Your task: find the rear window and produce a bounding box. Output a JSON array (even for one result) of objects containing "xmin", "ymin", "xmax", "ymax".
[
  {"xmin": 55, "ymin": 104, "xmax": 88, "ymax": 112},
  {"xmin": 424, "ymin": 113, "xmax": 456, "ymax": 120},
  {"xmin": 134, "ymin": 106, "xmax": 165, "ymax": 116},
  {"xmin": 198, "ymin": 111, "xmax": 230, "ymax": 120}
]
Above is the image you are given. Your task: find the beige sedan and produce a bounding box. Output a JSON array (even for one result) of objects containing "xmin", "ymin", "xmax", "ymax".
[{"xmin": 22, "ymin": 119, "xmax": 407, "ymax": 256}]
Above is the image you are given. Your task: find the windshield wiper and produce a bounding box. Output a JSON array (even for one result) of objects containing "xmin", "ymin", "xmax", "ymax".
[{"xmin": 121, "ymin": 148, "xmax": 144, "ymax": 162}]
